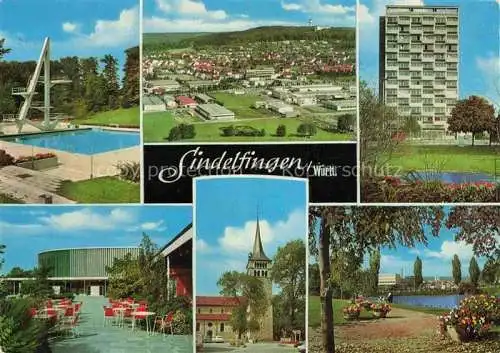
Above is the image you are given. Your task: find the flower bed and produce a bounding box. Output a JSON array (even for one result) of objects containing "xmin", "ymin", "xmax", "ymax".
[
  {"xmin": 15, "ymin": 153, "xmax": 58, "ymax": 170},
  {"xmin": 370, "ymin": 303, "xmax": 392, "ymax": 318},
  {"xmin": 438, "ymin": 294, "xmax": 500, "ymax": 342},
  {"xmin": 343, "ymin": 305, "xmax": 361, "ymax": 321},
  {"xmin": 362, "ymin": 176, "xmax": 498, "ymax": 202}
]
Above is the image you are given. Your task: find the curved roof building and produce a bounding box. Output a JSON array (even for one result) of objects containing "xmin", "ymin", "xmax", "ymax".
[{"xmin": 38, "ymin": 247, "xmax": 141, "ymax": 279}]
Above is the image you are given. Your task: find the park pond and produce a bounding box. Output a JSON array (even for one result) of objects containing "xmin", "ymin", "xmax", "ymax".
[
  {"xmin": 393, "ymin": 295, "xmax": 464, "ymax": 309},
  {"xmin": 407, "ymin": 172, "xmax": 498, "ymax": 184}
]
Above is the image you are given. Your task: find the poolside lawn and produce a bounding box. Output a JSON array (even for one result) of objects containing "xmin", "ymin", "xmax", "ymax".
[
  {"xmin": 388, "ymin": 145, "xmax": 499, "ymax": 175},
  {"xmin": 78, "ymin": 107, "xmax": 140, "ymax": 128},
  {"xmin": 143, "ymin": 111, "xmax": 352, "ymax": 142},
  {"xmin": 58, "ymin": 177, "xmax": 140, "ymax": 203}
]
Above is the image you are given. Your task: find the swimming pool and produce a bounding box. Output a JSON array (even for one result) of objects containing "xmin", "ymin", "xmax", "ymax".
[{"xmin": 5, "ymin": 129, "xmax": 140, "ymax": 155}]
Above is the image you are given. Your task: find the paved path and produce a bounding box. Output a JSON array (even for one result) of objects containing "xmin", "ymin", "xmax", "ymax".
[
  {"xmin": 202, "ymin": 342, "xmax": 297, "ymax": 353},
  {"xmin": 51, "ymin": 296, "xmax": 193, "ymax": 353},
  {"xmin": 0, "ymin": 166, "xmax": 75, "ymax": 204}
]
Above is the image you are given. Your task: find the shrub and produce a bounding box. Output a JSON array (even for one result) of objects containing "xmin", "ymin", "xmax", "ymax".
[
  {"xmin": 276, "ymin": 124, "xmax": 287, "ymax": 137},
  {"xmin": 458, "ymin": 282, "xmax": 479, "ymax": 295},
  {"xmin": 167, "ymin": 124, "xmax": 196, "ymax": 141},
  {"xmin": 337, "ymin": 114, "xmax": 355, "ymax": 132},
  {"xmin": 15, "ymin": 153, "xmax": 56, "ymax": 163},
  {"xmin": 259, "ymin": 128, "xmax": 266, "ymax": 137},
  {"xmin": 116, "ymin": 161, "xmax": 140, "ymax": 183},
  {"xmin": 172, "ymin": 309, "xmax": 192, "ymax": 335},
  {"xmin": 362, "ymin": 176, "xmax": 499, "ymax": 203},
  {"xmin": 297, "ymin": 123, "xmax": 317, "ymax": 136},
  {"xmin": 220, "ymin": 125, "xmax": 236, "ymax": 136},
  {"xmin": 0, "ymin": 150, "xmax": 15, "ymax": 167}
]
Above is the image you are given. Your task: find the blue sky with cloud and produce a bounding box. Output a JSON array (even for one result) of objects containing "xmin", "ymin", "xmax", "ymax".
[
  {"xmin": 375, "ymin": 207, "xmax": 490, "ymax": 279},
  {"xmin": 144, "ymin": 0, "xmax": 356, "ymax": 33},
  {"xmin": 0, "ymin": 0, "xmax": 139, "ymax": 71},
  {"xmin": 359, "ymin": 0, "xmax": 500, "ymax": 106},
  {"xmin": 0, "ymin": 206, "xmax": 192, "ymax": 273},
  {"xmin": 194, "ymin": 177, "xmax": 307, "ymax": 295}
]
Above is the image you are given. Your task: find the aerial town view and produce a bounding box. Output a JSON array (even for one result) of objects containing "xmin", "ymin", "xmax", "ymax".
[
  {"xmin": 142, "ymin": 0, "xmax": 356, "ymax": 142},
  {"xmin": 359, "ymin": 0, "xmax": 500, "ymax": 202},
  {"xmin": 194, "ymin": 177, "xmax": 307, "ymax": 352},
  {"xmin": 0, "ymin": 1, "xmax": 140, "ymax": 204}
]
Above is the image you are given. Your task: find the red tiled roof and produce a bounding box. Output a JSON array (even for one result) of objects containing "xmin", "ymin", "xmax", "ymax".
[
  {"xmin": 196, "ymin": 296, "xmax": 245, "ymax": 307},
  {"xmin": 176, "ymin": 96, "xmax": 196, "ymax": 104},
  {"xmin": 197, "ymin": 313, "xmax": 231, "ymax": 321}
]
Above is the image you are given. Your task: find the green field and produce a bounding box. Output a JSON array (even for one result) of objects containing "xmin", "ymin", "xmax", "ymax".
[
  {"xmin": 211, "ymin": 92, "xmax": 276, "ymax": 119},
  {"xmin": 388, "ymin": 145, "xmax": 499, "ymax": 175},
  {"xmin": 58, "ymin": 177, "xmax": 140, "ymax": 203},
  {"xmin": 77, "ymin": 107, "xmax": 140, "ymax": 128},
  {"xmin": 143, "ymin": 32, "xmax": 208, "ymax": 46},
  {"xmin": 143, "ymin": 111, "xmax": 352, "ymax": 142}
]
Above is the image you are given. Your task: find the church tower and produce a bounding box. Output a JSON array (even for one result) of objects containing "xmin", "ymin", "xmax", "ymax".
[{"xmin": 246, "ymin": 215, "xmax": 273, "ymax": 341}]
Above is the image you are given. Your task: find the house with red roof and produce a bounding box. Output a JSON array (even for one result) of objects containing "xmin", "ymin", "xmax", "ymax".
[{"xmin": 176, "ymin": 95, "xmax": 198, "ymax": 108}]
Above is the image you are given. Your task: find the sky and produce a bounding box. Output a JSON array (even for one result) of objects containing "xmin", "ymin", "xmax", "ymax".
[
  {"xmin": 375, "ymin": 207, "xmax": 491, "ymax": 279},
  {"xmin": 0, "ymin": 205, "xmax": 192, "ymax": 273},
  {"xmin": 0, "ymin": 0, "xmax": 139, "ymax": 72},
  {"xmin": 359, "ymin": 0, "xmax": 500, "ymax": 106},
  {"xmin": 194, "ymin": 177, "xmax": 308, "ymax": 296},
  {"xmin": 143, "ymin": 0, "xmax": 356, "ymax": 33}
]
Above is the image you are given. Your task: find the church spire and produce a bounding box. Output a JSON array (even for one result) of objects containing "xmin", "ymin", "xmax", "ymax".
[{"xmin": 250, "ymin": 211, "xmax": 270, "ymax": 261}]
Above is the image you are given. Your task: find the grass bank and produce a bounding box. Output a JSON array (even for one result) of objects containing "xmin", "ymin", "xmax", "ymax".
[
  {"xmin": 58, "ymin": 177, "xmax": 140, "ymax": 203},
  {"xmin": 78, "ymin": 107, "xmax": 140, "ymax": 128}
]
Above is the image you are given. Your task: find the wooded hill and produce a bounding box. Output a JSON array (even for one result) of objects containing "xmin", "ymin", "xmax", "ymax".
[
  {"xmin": 144, "ymin": 26, "xmax": 355, "ymax": 52},
  {"xmin": 0, "ymin": 39, "xmax": 139, "ymax": 118}
]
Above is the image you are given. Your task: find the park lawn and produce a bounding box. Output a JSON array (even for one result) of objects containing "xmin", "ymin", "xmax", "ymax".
[
  {"xmin": 211, "ymin": 92, "xmax": 276, "ymax": 119},
  {"xmin": 78, "ymin": 107, "xmax": 140, "ymax": 127},
  {"xmin": 309, "ymin": 296, "xmax": 374, "ymax": 328},
  {"xmin": 57, "ymin": 177, "xmax": 140, "ymax": 203},
  {"xmin": 143, "ymin": 111, "xmax": 352, "ymax": 142},
  {"xmin": 388, "ymin": 145, "xmax": 499, "ymax": 175}
]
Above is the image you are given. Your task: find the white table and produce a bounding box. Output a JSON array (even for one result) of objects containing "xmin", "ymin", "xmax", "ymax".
[
  {"xmin": 112, "ymin": 307, "xmax": 128, "ymax": 327},
  {"xmin": 131, "ymin": 311, "xmax": 156, "ymax": 335}
]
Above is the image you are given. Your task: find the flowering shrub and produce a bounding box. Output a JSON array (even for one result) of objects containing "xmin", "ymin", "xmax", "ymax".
[
  {"xmin": 370, "ymin": 303, "xmax": 391, "ymax": 313},
  {"xmin": 362, "ymin": 176, "xmax": 499, "ymax": 203},
  {"xmin": 16, "ymin": 153, "xmax": 56, "ymax": 163},
  {"xmin": 438, "ymin": 295, "xmax": 500, "ymax": 341},
  {"xmin": 342, "ymin": 305, "xmax": 361, "ymax": 316},
  {"xmin": 0, "ymin": 150, "xmax": 15, "ymax": 167}
]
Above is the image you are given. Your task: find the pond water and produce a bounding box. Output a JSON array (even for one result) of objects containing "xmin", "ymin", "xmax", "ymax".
[
  {"xmin": 393, "ymin": 295, "xmax": 464, "ymax": 309},
  {"xmin": 409, "ymin": 171, "xmax": 497, "ymax": 184}
]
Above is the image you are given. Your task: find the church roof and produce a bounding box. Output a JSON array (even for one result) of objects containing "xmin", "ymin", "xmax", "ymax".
[
  {"xmin": 196, "ymin": 296, "xmax": 246, "ymax": 307},
  {"xmin": 249, "ymin": 217, "xmax": 271, "ymax": 262}
]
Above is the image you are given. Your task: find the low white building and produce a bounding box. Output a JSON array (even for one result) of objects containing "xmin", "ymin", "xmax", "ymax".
[
  {"xmin": 195, "ymin": 104, "xmax": 235, "ymax": 120},
  {"xmin": 143, "ymin": 95, "xmax": 166, "ymax": 112},
  {"xmin": 378, "ymin": 273, "xmax": 402, "ymax": 287}
]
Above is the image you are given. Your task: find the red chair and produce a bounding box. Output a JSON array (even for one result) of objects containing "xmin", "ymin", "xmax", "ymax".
[
  {"xmin": 29, "ymin": 308, "xmax": 38, "ymax": 317},
  {"xmin": 64, "ymin": 307, "xmax": 75, "ymax": 317},
  {"xmin": 75, "ymin": 303, "xmax": 81, "ymax": 313},
  {"xmin": 103, "ymin": 306, "xmax": 115, "ymax": 327},
  {"xmin": 46, "ymin": 300, "xmax": 53, "ymax": 309},
  {"xmin": 154, "ymin": 312, "xmax": 174, "ymax": 336}
]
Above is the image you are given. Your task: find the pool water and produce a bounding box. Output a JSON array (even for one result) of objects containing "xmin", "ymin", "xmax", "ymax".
[
  {"xmin": 393, "ymin": 295, "xmax": 464, "ymax": 309},
  {"xmin": 7, "ymin": 129, "xmax": 140, "ymax": 155}
]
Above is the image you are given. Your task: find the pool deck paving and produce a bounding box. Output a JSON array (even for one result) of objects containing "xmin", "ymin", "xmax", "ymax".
[
  {"xmin": 51, "ymin": 296, "xmax": 193, "ymax": 353},
  {"xmin": 0, "ymin": 166, "xmax": 75, "ymax": 204},
  {"xmin": 0, "ymin": 140, "xmax": 140, "ymax": 181}
]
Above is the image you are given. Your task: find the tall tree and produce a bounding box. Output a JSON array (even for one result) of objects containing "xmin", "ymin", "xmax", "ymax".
[
  {"xmin": 217, "ymin": 271, "xmax": 268, "ymax": 340},
  {"xmin": 369, "ymin": 249, "xmax": 381, "ymax": 294},
  {"xmin": 0, "ymin": 38, "xmax": 10, "ymax": 59},
  {"xmin": 271, "ymin": 240, "xmax": 306, "ymax": 336},
  {"xmin": 481, "ymin": 258, "xmax": 499, "ymax": 285},
  {"xmin": 101, "ymin": 54, "xmax": 120, "ymax": 109},
  {"xmin": 469, "ymin": 256, "xmax": 481, "ymax": 287},
  {"xmin": 448, "ymin": 95, "xmax": 495, "ymax": 146},
  {"xmin": 446, "ymin": 207, "xmax": 500, "ymax": 258},
  {"xmin": 452, "ymin": 254, "xmax": 462, "ymax": 286},
  {"xmin": 309, "ymin": 206, "xmax": 444, "ymax": 353},
  {"xmin": 121, "ymin": 46, "xmax": 139, "ymax": 107},
  {"xmin": 414, "ymin": 256, "xmax": 423, "ymax": 289}
]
